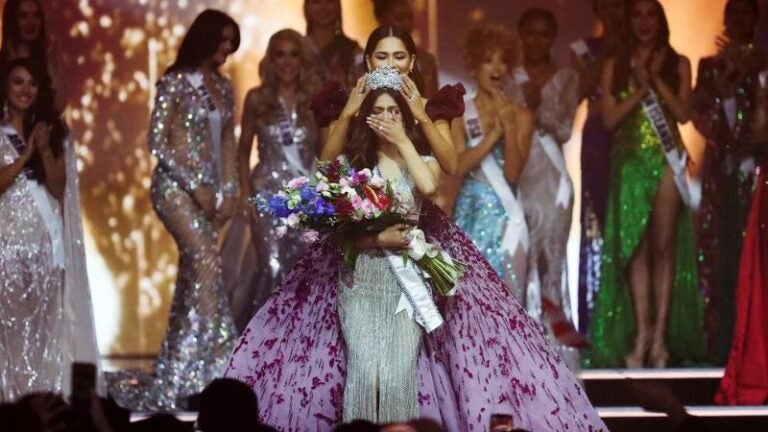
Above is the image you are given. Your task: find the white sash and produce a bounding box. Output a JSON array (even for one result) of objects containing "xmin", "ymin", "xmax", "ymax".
[
  {"xmin": 276, "ymin": 98, "xmax": 308, "ymax": 176},
  {"xmin": 2, "ymin": 125, "xmax": 65, "ymax": 269},
  {"xmin": 387, "ymin": 249, "xmax": 444, "ymax": 333},
  {"xmin": 640, "ymin": 90, "xmax": 701, "ymax": 209},
  {"xmin": 463, "ymin": 98, "xmax": 529, "ymax": 253},
  {"xmin": 536, "ymin": 131, "xmax": 573, "ymax": 209},
  {"xmin": 186, "ymin": 72, "xmax": 224, "ymax": 207},
  {"xmin": 510, "ymin": 67, "xmax": 573, "ymax": 209},
  {"xmin": 570, "ymin": 39, "xmax": 596, "ymax": 65}
]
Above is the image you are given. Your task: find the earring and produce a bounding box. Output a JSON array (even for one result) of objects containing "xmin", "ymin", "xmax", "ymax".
[
  {"xmin": 2, "ymin": 100, "xmax": 7, "ymax": 120},
  {"xmin": 334, "ymin": 18, "xmax": 342, "ymax": 36}
]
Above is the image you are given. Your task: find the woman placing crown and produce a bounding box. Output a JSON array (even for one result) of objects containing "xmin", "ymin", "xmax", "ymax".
[{"xmin": 224, "ymin": 66, "xmax": 606, "ymax": 431}]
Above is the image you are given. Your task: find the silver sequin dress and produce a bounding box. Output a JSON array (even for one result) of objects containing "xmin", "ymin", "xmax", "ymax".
[
  {"xmin": 108, "ymin": 70, "xmax": 238, "ymax": 411},
  {"xmin": 337, "ymin": 159, "xmax": 433, "ymax": 423},
  {"xmin": 509, "ymin": 68, "xmax": 581, "ymax": 365},
  {"xmin": 221, "ymin": 89, "xmax": 318, "ymax": 332},
  {"xmin": 0, "ymin": 132, "xmax": 66, "ymax": 401}
]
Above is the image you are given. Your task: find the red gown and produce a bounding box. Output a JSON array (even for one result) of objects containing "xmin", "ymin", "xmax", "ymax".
[{"xmin": 716, "ymin": 164, "xmax": 768, "ymax": 405}]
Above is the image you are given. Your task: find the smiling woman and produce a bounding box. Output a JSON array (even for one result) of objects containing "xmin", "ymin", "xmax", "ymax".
[{"xmin": 219, "ymin": 28, "xmax": 321, "ymax": 333}]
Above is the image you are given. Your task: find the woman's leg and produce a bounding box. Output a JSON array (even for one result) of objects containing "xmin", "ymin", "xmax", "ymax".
[
  {"xmin": 648, "ymin": 168, "xmax": 683, "ymax": 367},
  {"xmin": 625, "ymin": 233, "xmax": 652, "ymax": 368},
  {"xmin": 151, "ymin": 179, "xmax": 234, "ymax": 404}
]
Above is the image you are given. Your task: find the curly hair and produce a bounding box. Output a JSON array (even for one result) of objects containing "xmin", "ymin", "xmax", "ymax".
[
  {"xmin": 254, "ymin": 29, "xmax": 321, "ymax": 125},
  {"xmin": 461, "ymin": 25, "xmax": 519, "ymax": 71},
  {"xmin": 344, "ymin": 88, "xmax": 429, "ymax": 170}
]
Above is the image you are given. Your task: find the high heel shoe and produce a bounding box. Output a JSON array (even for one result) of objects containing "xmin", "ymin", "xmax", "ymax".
[
  {"xmin": 649, "ymin": 341, "xmax": 669, "ymax": 369},
  {"xmin": 624, "ymin": 335, "xmax": 650, "ymax": 368}
]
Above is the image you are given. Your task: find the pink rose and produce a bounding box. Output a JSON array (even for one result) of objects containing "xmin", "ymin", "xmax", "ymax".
[{"xmin": 287, "ymin": 176, "xmax": 310, "ymax": 189}]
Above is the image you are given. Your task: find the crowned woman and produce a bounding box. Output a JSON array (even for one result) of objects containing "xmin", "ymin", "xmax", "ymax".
[{"xmin": 224, "ymin": 66, "xmax": 606, "ymax": 432}]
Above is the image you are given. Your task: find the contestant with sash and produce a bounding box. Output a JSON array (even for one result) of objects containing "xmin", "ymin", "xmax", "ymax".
[
  {"xmin": 571, "ymin": 0, "xmax": 625, "ymax": 335},
  {"xmin": 583, "ymin": 0, "xmax": 707, "ymax": 368},
  {"xmin": 108, "ymin": 10, "xmax": 240, "ymax": 410},
  {"xmin": 452, "ymin": 25, "xmax": 533, "ymax": 297},
  {"xmin": 303, "ymin": 0, "xmax": 361, "ymax": 89},
  {"xmin": 691, "ymin": 0, "xmax": 766, "ymax": 364},
  {"xmin": 506, "ymin": 8, "xmax": 583, "ymax": 359},
  {"xmin": 225, "ymin": 66, "xmax": 607, "ymax": 432},
  {"xmin": 716, "ymin": 80, "xmax": 768, "ymax": 404},
  {"xmin": 220, "ymin": 29, "xmax": 320, "ymax": 332},
  {"xmin": 0, "ymin": 58, "xmax": 98, "ymax": 401}
]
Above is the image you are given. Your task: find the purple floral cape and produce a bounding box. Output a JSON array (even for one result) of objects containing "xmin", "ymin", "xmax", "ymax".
[{"xmin": 224, "ymin": 202, "xmax": 606, "ymax": 431}]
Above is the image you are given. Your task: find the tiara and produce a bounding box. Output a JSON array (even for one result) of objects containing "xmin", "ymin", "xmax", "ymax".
[{"xmin": 365, "ymin": 66, "xmax": 403, "ymax": 91}]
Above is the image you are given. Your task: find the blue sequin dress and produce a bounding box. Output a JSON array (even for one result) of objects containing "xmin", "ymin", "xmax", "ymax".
[{"xmin": 453, "ymin": 144, "xmax": 526, "ymax": 295}]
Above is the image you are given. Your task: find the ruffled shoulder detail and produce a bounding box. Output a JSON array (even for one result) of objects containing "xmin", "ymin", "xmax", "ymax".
[
  {"xmin": 309, "ymin": 80, "xmax": 349, "ymax": 128},
  {"xmin": 425, "ymin": 83, "xmax": 466, "ymax": 122}
]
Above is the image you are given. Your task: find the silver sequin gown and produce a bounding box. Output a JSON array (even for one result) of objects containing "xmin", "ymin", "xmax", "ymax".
[
  {"xmin": 0, "ymin": 133, "xmax": 65, "ymax": 401},
  {"xmin": 508, "ymin": 68, "xmax": 580, "ymax": 364},
  {"xmin": 108, "ymin": 70, "xmax": 238, "ymax": 411},
  {"xmin": 337, "ymin": 159, "xmax": 433, "ymax": 423},
  {"xmin": 0, "ymin": 127, "xmax": 100, "ymax": 401},
  {"xmin": 221, "ymin": 91, "xmax": 318, "ymax": 332}
]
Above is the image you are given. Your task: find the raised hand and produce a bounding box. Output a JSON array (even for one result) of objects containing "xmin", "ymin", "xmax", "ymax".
[
  {"xmin": 194, "ymin": 186, "xmax": 217, "ymax": 220},
  {"xmin": 341, "ymin": 76, "xmax": 370, "ymax": 119},
  {"xmin": 399, "ymin": 74, "xmax": 428, "ymax": 121},
  {"xmin": 367, "ymin": 113, "xmax": 410, "ymax": 147},
  {"xmin": 649, "ymin": 47, "xmax": 667, "ymax": 82},
  {"xmin": 491, "ymin": 90, "xmax": 516, "ymax": 130}
]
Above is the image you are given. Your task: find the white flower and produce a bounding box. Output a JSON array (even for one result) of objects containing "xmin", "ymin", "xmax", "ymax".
[
  {"xmin": 369, "ymin": 176, "xmax": 385, "ymax": 188},
  {"xmin": 285, "ymin": 213, "xmax": 300, "ymax": 228},
  {"xmin": 276, "ymin": 226, "xmax": 288, "ymax": 238}
]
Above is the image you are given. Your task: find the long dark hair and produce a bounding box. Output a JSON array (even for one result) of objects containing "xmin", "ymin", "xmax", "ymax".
[
  {"xmin": 612, "ymin": 0, "xmax": 680, "ymax": 96},
  {"xmin": 303, "ymin": 0, "xmax": 358, "ymax": 83},
  {"xmin": 0, "ymin": 58, "xmax": 66, "ymax": 182},
  {"xmin": 725, "ymin": 0, "xmax": 760, "ymax": 18},
  {"xmin": 0, "ymin": 0, "xmax": 47, "ymax": 67},
  {"xmin": 344, "ymin": 88, "xmax": 428, "ymax": 170},
  {"xmin": 166, "ymin": 9, "xmax": 240, "ymax": 74},
  {"xmin": 363, "ymin": 26, "xmax": 425, "ymax": 93}
]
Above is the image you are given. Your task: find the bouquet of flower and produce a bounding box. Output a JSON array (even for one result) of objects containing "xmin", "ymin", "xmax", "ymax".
[{"xmin": 256, "ymin": 157, "xmax": 465, "ymax": 295}]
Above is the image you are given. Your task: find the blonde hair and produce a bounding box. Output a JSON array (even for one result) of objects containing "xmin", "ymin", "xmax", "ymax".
[{"xmin": 255, "ymin": 29, "xmax": 320, "ymax": 124}]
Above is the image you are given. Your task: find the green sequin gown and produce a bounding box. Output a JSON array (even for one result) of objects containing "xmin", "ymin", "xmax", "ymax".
[{"xmin": 583, "ymin": 91, "xmax": 707, "ymax": 368}]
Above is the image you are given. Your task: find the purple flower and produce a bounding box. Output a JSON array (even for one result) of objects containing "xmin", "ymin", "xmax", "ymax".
[
  {"xmin": 300, "ymin": 185, "xmax": 317, "ymax": 201},
  {"xmin": 268, "ymin": 195, "xmax": 291, "ymax": 218},
  {"xmin": 287, "ymin": 176, "xmax": 310, "ymax": 189}
]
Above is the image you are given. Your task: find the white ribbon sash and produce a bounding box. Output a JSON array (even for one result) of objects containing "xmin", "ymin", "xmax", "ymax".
[
  {"xmin": 387, "ymin": 255, "xmax": 444, "ymax": 333},
  {"xmin": 640, "ymin": 91, "xmax": 701, "ymax": 209},
  {"xmin": 510, "ymin": 67, "xmax": 572, "ymax": 209},
  {"xmin": 536, "ymin": 131, "xmax": 573, "ymax": 209},
  {"xmin": 275, "ymin": 99, "xmax": 308, "ymax": 176},
  {"xmin": 570, "ymin": 39, "xmax": 596, "ymax": 65},
  {"xmin": 463, "ymin": 98, "xmax": 530, "ymax": 252},
  {"xmin": 2, "ymin": 125, "xmax": 65, "ymax": 269},
  {"xmin": 186, "ymin": 72, "xmax": 224, "ymax": 208}
]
